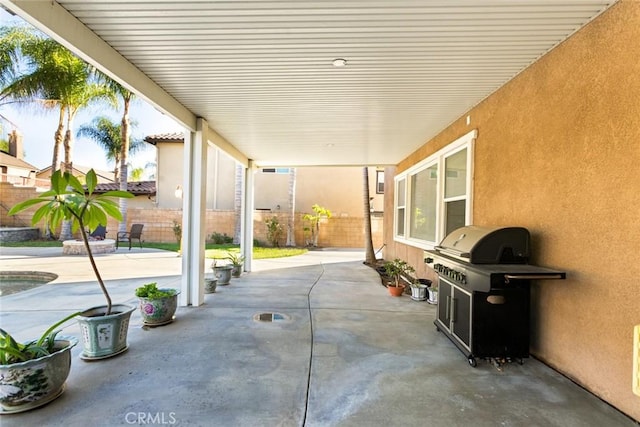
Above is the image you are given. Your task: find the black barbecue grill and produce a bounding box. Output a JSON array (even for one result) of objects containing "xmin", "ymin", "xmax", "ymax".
[{"xmin": 424, "ymin": 225, "xmax": 565, "ymax": 367}]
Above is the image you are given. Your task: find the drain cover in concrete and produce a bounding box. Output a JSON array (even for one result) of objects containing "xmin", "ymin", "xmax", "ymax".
[{"xmin": 253, "ymin": 312, "xmax": 290, "ymax": 322}]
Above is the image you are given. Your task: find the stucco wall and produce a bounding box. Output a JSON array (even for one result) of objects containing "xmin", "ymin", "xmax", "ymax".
[
  {"xmin": 385, "ymin": 1, "xmax": 640, "ymax": 421},
  {"xmin": 253, "ymin": 167, "xmax": 384, "ymax": 217},
  {"xmin": 156, "ymin": 143, "xmax": 383, "ymax": 218}
]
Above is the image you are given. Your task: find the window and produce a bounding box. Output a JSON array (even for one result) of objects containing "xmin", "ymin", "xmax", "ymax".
[
  {"xmin": 395, "ymin": 178, "xmax": 406, "ymax": 237},
  {"xmin": 394, "ymin": 130, "xmax": 476, "ymax": 248},
  {"xmin": 376, "ymin": 170, "xmax": 385, "ymax": 194},
  {"xmin": 261, "ymin": 168, "xmax": 290, "ymax": 174}
]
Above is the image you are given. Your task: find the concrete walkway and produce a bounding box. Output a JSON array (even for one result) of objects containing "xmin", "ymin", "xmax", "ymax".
[{"xmin": 0, "ymin": 247, "xmax": 635, "ymax": 426}]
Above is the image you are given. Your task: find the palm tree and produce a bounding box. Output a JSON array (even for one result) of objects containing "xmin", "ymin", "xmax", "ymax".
[
  {"xmin": 1, "ymin": 25, "xmax": 116, "ymax": 239},
  {"xmin": 76, "ymin": 116, "xmax": 144, "ymax": 183},
  {"xmin": 363, "ymin": 167, "xmax": 376, "ymax": 265},
  {"xmin": 103, "ymin": 80, "xmax": 136, "ymax": 235},
  {"xmin": 0, "ymin": 26, "xmax": 66, "ymax": 175},
  {"xmin": 128, "ymin": 166, "xmax": 144, "ymax": 181}
]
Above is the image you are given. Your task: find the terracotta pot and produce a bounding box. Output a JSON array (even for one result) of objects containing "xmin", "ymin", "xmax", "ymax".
[{"xmin": 387, "ymin": 284, "xmax": 405, "ymax": 297}]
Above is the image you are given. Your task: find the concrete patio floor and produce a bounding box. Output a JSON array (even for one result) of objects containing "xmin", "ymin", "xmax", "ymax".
[{"xmin": 0, "ymin": 246, "xmax": 636, "ymax": 426}]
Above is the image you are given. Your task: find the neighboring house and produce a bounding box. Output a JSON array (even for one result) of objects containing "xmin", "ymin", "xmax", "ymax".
[
  {"xmin": 0, "ymin": 150, "xmax": 38, "ymax": 186},
  {"xmin": 37, "ymin": 164, "xmax": 115, "ymax": 184},
  {"xmin": 92, "ymin": 181, "xmax": 156, "ymax": 209},
  {"xmin": 0, "ymin": 127, "xmax": 41, "ymax": 187},
  {"xmin": 144, "ymin": 133, "xmax": 385, "ymax": 217},
  {"xmin": 384, "ymin": 4, "xmax": 639, "ymax": 421}
]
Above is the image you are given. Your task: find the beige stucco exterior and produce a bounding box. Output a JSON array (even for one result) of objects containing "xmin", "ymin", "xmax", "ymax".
[
  {"xmin": 155, "ymin": 139, "xmax": 385, "ymax": 217},
  {"xmin": 155, "ymin": 141, "xmax": 238, "ymax": 210},
  {"xmin": 383, "ymin": 1, "xmax": 640, "ymax": 421}
]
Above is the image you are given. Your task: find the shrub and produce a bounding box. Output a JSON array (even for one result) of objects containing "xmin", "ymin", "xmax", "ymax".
[
  {"xmin": 265, "ymin": 216, "xmax": 284, "ymax": 247},
  {"xmin": 209, "ymin": 232, "xmax": 233, "ymax": 244}
]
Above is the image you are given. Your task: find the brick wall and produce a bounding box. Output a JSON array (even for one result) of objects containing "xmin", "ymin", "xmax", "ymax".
[{"xmin": 1, "ymin": 182, "xmax": 383, "ymax": 248}]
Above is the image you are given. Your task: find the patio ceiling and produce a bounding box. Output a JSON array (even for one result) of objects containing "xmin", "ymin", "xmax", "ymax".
[{"xmin": 2, "ymin": 0, "xmax": 613, "ymax": 167}]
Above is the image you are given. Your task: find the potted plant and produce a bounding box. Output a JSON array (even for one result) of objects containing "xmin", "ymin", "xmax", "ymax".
[
  {"xmin": 383, "ymin": 258, "xmax": 415, "ymax": 297},
  {"xmin": 226, "ymin": 252, "xmax": 245, "ymax": 278},
  {"xmin": 410, "ymin": 278, "xmax": 432, "ymax": 301},
  {"xmin": 204, "ymin": 275, "xmax": 218, "ymax": 293},
  {"xmin": 9, "ymin": 169, "xmax": 136, "ymax": 360},
  {"xmin": 135, "ymin": 282, "xmax": 180, "ymax": 326},
  {"xmin": 0, "ymin": 312, "xmax": 80, "ymax": 413},
  {"xmin": 427, "ymin": 282, "xmax": 439, "ymax": 305},
  {"xmin": 211, "ymin": 259, "xmax": 233, "ymax": 285}
]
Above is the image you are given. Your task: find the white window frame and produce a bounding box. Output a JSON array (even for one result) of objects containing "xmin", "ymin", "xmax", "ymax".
[
  {"xmin": 394, "ymin": 129, "xmax": 476, "ymax": 249},
  {"xmin": 394, "ymin": 176, "xmax": 406, "ymax": 238}
]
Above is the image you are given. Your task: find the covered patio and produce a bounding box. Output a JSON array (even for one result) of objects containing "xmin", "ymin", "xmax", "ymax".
[
  {"xmin": 0, "ymin": 247, "xmax": 633, "ymax": 426},
  {"xmin": 1, "ymin": 0, "xmax": 639, "ymax": 423}
]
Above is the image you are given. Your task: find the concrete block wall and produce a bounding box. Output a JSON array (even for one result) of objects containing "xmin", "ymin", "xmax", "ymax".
[
  {"xmin": 1, "ymin": 183, "xmax": 383, "ymax": 248},
  {"xmin": 0, "ymin": 182, "xmax": 42, "ymax": 227}
]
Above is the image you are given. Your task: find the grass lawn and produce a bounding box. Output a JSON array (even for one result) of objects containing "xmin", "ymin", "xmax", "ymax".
[{"xmin": 0, "ymin": 240, "xmax": 307, "ymax": 259}]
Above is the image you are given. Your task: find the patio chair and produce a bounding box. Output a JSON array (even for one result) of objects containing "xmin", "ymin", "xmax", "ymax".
[
  {"xmin": 116, "ymin": 224, "xmax": 144, "ymax": 250},
  {"xmin": 89, "ymin": 225, "xmax": 107, "ymax": 240}
]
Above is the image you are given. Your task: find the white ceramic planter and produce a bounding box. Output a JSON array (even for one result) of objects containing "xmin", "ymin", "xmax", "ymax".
[
  {"xmin": 77, "ymin": 304, "xmax": 135, "ymax": 360},
  {"xmin": 410, "ymin": 284, "xmax": 428, "ymax": 301},
  {"xmin": 138, "ymin": 290, "xmax": 180, "ymax": 326},
  {"xmin": 0, "ymin": 337, "xmax": 77, "ymax": 414}
]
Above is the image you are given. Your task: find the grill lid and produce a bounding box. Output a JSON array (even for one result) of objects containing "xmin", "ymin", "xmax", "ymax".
[{"xmin": 435, "ymin": 225, "xmax": 530, "ymax": 264}]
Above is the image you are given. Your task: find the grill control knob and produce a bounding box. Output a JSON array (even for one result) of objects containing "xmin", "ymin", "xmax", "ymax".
[{"xmin": 425, "ymin": 257, "xmax": 434, "ymax": 264}]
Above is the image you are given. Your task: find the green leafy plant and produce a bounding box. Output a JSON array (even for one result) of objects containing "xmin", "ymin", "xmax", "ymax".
[
  {"xmin": 265, "ymin": 216, "xmax": 284, "ymax": 247},
  {"xmin": 302, "ymin": 204, "xmax": 332, "ymax": 247},
  {"xmin": 383, "ymin": 258, "xmax": 415, "ymax": 288},
  {"xmin": 8, "ymin": 169, "xmax": 134, "ymax": 315},
  {"xmin": 172, "ymin": 219, "xmax": 182, "ymax": 246},
  {"xmin": 134, "ymin": 282, "xmax": 177, "ymax": 299},
  {"xmin": 209, "ymin": 232, "xmax": 233, "ymax": 244},
  {"xmin": 226, "ymin": 252, "xmax": 245, "ymax": 267},
  {"xmin": 0, "ymin": 311, "xmax": 81, "ymax": 365}
]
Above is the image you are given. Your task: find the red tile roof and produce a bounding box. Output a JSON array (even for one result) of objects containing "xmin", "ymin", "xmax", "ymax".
[
  {"xmin": 92, "ymin": 181, "xmax": 156, "ymax": 195},
  {"xmin": 144, "ymin": 132, "xmax": 184, "ymax": 145}
]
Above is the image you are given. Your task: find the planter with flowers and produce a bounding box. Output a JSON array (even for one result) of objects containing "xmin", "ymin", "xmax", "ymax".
[{"xmin": 135, "ymin": 282, "xmax": 180, "ymax": 326}]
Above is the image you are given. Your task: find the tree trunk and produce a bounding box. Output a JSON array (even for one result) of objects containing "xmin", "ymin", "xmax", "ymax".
[
  {"xmin": 51, "ymin": 107, "xmax": 65, "ymax": 175},
  {"xmin": 58, "ymin": 114, "xmax": 75, "ymax": 241},
  {"xmin": 113, "ymin": 153, "xmax": 120, "ymax": 185},
  {"xmin": 47, "ymin": 107, "xmax": 65, "ymax": 239},
  {"xmin": 286, "ymin": 168, "xmax": 296, "ymax": 246},
  {"xmin": 118, "ymin": 95, "xmax": 131, "ymax": 234},
  {"xmin": 363, "ymin": 167, "xmax": 376, "ymax": 265}
]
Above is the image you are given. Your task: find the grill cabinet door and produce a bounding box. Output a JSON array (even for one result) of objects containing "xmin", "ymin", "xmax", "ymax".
[
  {"xmin": 437, "ymin": 279, "xmax": 452, "ymax": 330},
  {"xmin": 451, "ymin": 285, "xmax": 471, "ymax": 348}
]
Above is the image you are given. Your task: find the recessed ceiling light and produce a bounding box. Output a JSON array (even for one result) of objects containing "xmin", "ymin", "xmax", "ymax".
[{"xmin": 332, "ymin": 58, "xmax": 347, "ymax": 67}]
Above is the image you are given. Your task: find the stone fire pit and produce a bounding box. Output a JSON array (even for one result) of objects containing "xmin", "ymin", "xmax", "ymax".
[{"xmin": 62, "ymin": 239, "xmax": 116, "ymax": 255}]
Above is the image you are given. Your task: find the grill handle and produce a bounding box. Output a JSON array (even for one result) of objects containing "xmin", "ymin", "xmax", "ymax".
[{"xmin": 504, "ymin": 274, "xmax": 565, "ymax": 283}]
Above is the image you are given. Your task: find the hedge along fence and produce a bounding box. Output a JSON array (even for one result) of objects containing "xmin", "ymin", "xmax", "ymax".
[{"xmin": 1, "ymin": 183, "xmax": 383, "ymax": 248}]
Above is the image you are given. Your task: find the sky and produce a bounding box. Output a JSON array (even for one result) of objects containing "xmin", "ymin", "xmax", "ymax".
[{"xmin": 0, "ymin": 8, "xmax": 183, "ymax": 178}]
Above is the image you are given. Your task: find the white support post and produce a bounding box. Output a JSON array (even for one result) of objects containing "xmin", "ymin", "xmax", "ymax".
[
  {"xmin": 179, "ymin": 119, "xmax": 208, "ymax": 306},
  {"xmin": 242, "ymin": 160, "xmax": 255, "ymax": 272}
]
